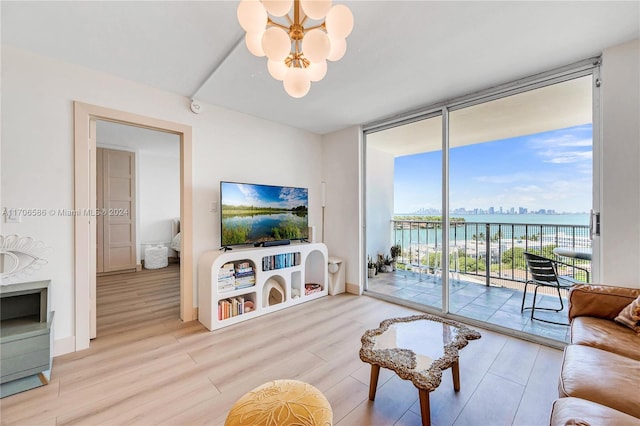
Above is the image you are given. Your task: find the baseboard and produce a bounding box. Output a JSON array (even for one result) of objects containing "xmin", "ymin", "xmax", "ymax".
[
  {"xmin": 54, "ymin": 336, "xmax": 76, "ymax": 357},
  {"xmin": 136, "ymin": 263, "xmax": 142, "ymax": 272},
  {"xmin": 346, "ymin": 282, "xmax": 362, "ymax": 295},
  {"xmin": 192, "ymin": 307, "xmax": 198, "ymax": 320}
]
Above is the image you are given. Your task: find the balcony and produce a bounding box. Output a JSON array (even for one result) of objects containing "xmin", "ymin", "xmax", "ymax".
[{"xmin": 366, "ymin": 219, "xmax": 592, "ymax": 343}]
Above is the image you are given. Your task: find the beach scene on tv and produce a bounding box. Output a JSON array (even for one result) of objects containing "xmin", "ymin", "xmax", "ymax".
[{"xmin": 221, "ymin": 182, "xmax": 309, "ymax": 246}]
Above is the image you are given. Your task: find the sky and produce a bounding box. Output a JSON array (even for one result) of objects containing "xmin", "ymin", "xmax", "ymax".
[
  {"xmin": 394, "ymin": 124, "xmax": 593, "ymax": 214},
  {"xmin": 221, "ymin": 182, "xmax": 308, "ymax": 209}
]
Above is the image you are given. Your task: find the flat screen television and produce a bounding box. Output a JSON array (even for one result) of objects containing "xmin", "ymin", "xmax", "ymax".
[{"xmin": 220, "ymin": 181, "xmax": 309, "ymax": 247}]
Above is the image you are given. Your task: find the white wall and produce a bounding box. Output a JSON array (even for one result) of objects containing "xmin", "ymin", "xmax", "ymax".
[
  {"xmin": 1, "ymin": 45, "xmax": 323, "ymax": 355},
  {"xmin": 321, "ymin": 126, "xmax": 362, "ymax": 293},
  {"xmin": 366, "ymin": 146, "xmax": 394, "ymax": 261},
  {"xmin": 600, "ymin": 38, "xmax": 640, "ymax": 288},
  {"xmin": 138, "ymin": 150, "xmax": 180, "ymax": 258}
]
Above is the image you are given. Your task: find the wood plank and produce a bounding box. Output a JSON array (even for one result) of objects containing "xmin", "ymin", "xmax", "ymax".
[
  {"xmin": 0, "ymin": 268, "xmax": 565, "ymax": 426},
  {"xmin": 452, "ymin": 372, "xmax": 524, "ymax": 425}
]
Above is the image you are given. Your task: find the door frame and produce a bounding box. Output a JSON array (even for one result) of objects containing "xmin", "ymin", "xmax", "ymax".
[{"xmin": 73, "ymin": 101, "xmax": 194, "ymax": 351}]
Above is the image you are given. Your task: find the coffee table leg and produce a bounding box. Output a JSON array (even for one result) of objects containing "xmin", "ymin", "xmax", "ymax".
[
  {"xmin": 368, "ymin": 364, "xmax": 380, "ymax": 401},
  {"xmin": 418, "ymin": 389, "xmax": 431, "ymax": 426},
  {"xmin": 452, "ymin": 360, "xmax": 460, "ymax": 391}
]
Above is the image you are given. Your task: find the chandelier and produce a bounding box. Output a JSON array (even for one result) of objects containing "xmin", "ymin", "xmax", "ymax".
[{"xmin": 237, "ymin": 0, "xmax": 354, "ymax": 98}]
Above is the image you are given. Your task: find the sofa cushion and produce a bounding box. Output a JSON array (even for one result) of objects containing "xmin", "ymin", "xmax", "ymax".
[
  {"xmin": 559, "ymin": 345, "xmax": 640, "ymax": 418},
  {"xmin": 571, "ymin": 316, "xmax": 640, "ymax": 361},
  {"xmin": 569, "ymin": 284, "xmax": 640, "ymax": 321},
  {"xmin": 615, "ymin": 295, "xmax": 640, "ymax": 333},
  {"xmin": 550, "ymin": 397, "xmax": 640, "ymax": 426}
]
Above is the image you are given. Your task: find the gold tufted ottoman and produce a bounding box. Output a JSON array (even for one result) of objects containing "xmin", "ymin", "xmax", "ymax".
[{"xmin": 225, "ymin": 379, "xmax": 333, "ymax": 426}]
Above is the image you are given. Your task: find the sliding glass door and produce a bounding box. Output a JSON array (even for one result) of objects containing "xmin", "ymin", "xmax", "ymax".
[
  {"xmin": 364, "ymin": 62, "xmax": 599, "ymax": 344},
  {"xmin": 448, "ymin": 75, "xmax": 593, "ymax": 339},
  {"xmin": 365, "ymin": 113, "xmax": 442, "ymax": 310}
]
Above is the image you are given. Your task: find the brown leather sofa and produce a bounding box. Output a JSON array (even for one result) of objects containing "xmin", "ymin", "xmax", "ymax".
[{"xmin": 550, "ymin": 284, "xmax": 640, "ymax": 425}]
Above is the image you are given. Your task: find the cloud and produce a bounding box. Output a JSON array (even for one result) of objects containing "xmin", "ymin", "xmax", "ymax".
[
  {"xmin": 237, "ymin": 184, "xmax": 260, "ymax": 203},
  {"xmin": 279, "ymin": 187, "xmax": 304, "ymax": 202},
  {"xmin": 529, "ymin": 134, "xmax": 592, "ymax": 149},
  {"xmin": 542, "ymin": 150, "xmax": 592, "ymax": 164},
  {"xmin": 473, "ymin": 172, "xmax": 531, "ymax": 184},
  {"xmin": 529, "ymin": 133, "xmax": 593, "ymax": 164}
]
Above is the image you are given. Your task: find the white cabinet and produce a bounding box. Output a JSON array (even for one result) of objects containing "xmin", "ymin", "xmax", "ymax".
[{"xmin": 198, "ymin": 242, "xmax": 328, "ymax": 330}]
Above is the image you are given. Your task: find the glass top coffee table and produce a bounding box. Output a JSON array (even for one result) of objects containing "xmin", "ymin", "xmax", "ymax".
[{"xmin": 359, "ymin": 314, "xmax": 481, "ymax": 426}]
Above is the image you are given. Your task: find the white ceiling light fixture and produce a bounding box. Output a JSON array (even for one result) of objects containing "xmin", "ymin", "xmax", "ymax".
[{"xmin": 237, "ymin": 0, "xmax": 353, "ymax": 98}]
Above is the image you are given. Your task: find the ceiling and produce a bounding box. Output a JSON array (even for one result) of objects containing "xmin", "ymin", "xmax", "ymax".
[
  {"xmin": 2, "ymin": 1, "xmax": 638, "ymax": 135},
  {"xmin": 368, "ymin": 75, "xmax": 592, "ymax": 156}
]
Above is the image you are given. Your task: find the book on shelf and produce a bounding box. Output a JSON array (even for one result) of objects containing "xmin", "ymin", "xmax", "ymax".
[
  {"xmin": 218, "ymin": 296, "xmax": 249, "ymax": 320},
  {"xmin": 218, "ymin": 283, "xmax": 235, "ymax": 293},
  {"xmin": 235, "ymin": 261, "xmax": 251, "ymax": 270},
  {"xmin": 235, "ymin": 275, "xmax": 255, "ymax": 282},
  {"xmin": 261, "ymin": 252, "xmax": 301, "ymax": 271},
  {"xmin": 235, "ymin": 283, "xmax": 255, "ymax": 291},
  {"xmin": 235, "ymin": 270, "xmax": 255, "ymax": 278},
  {"xmin": 236, "ymin": 296, "xmax": 244, "ymax": 315}
]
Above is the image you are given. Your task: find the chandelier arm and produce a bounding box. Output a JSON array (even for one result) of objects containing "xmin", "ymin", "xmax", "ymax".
[
  {"xmin": 267, "ymin": 18, "xmax": 290, "ymax": 31},
  {"xmin": 285, "ymin": 14, "xmax": 293, "ymax": 26},
  {"xmin": 303, "ymin": 23, "xmax": 325, "ymax": 32}
]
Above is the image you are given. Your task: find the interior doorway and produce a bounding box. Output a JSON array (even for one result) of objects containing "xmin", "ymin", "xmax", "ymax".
[
  {"xmin": 94, "ymin": 121, "xmax": 181, "ymax": 337},
  {"xmin": 73, "ymin": 102, "xmax": 193, "ymax": 352}
]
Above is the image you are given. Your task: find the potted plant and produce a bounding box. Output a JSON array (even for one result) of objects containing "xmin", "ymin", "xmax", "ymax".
[
  {"xmin": 367, "ymin": 256, "xmax": 376, "ymax": 278},
  {"xmin": 390, "ymin": 244, "xmax": 401, "ymax": 270},
  {"xmin": 382, "ymin": 255, "xmax": 393, "ymax": 273}
]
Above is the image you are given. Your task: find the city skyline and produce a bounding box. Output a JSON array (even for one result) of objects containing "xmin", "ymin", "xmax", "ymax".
[
  {"xmin": 408, "ymin": 206, "xmax": 584, "ymax": 216},
  {"xmin": 394, "ymin": 124, "xmax": 593, "ymax": 214}
]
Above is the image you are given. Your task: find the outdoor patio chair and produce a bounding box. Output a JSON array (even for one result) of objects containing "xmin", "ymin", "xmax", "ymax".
[{"xmin": 521, "ymin": 252, "xmax": 589, "ymax": 326}]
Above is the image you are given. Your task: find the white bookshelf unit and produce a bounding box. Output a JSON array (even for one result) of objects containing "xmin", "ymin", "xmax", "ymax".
[{"xmin": 198, "ymin": 242, "xmax": 328, "ymax": 331}]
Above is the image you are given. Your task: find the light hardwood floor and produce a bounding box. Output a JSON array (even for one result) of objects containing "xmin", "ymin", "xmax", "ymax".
[{"xmin": 0, "ymin": 264, "xmax": 563, "ymax": 425}]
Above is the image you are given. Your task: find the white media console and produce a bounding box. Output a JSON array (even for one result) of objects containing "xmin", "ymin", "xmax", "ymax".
[{"xmin": 198, "ymin": 242, "xmax": 328, "ymax": 330}]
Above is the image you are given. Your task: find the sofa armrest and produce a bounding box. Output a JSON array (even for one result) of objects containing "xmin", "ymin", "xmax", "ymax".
[{"xmin": 568, "ymin": 284, "xmax": 640, "ymax": 321}]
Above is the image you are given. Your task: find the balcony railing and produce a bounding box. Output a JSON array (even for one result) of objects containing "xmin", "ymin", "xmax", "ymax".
[{"xmin": 391, "ymin": 220, "xmax": 591, "ymax": 286}]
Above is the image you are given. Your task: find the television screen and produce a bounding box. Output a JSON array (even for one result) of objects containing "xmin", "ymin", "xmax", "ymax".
[{"xmin": 220, "ymin": 181, "xmax": 309, "ymax": 246}]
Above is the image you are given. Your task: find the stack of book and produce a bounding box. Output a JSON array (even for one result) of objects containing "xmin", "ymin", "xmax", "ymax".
[
  {"xmin": 218, "ymin": 262, "xmax": 236, "ymax": 293},
  {"xmin": 218, "ymin": 295, "xmax": 245, "ymax": 320},
  {"xmin": 234, "ymin": 261, "xmax": 256, "ymax": 290}
]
